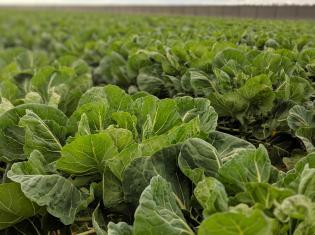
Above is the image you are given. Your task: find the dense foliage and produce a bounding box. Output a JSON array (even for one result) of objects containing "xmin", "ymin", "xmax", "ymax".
[{"xmin": 0, "ymin": 10, "xmax": 315, "ymax": 235}]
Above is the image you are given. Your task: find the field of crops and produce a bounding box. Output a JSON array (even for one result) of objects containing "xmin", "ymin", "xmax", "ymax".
[{"xmin": 0, "ymin": 10, "xmax": 315, "ymax": 234}]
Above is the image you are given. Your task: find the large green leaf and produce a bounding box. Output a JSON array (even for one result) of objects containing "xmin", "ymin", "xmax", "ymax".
[
  {"xmin": 122, "ymin": 144, "xmax": 191, "ymax": 208},
  {"xmin": 57, "ymin": 132, "xmax": 118, "ymax": 175},
  {"xmin": 178, "ymin": 138, "xmax": 222, "ymax": 184},
  {"xmin": 198, "ymin": 209, "xmax": 274, "ymax": 235},
  {"xmin": 0, "ymin": 104, "xmax": 67, "ymax": 162},
  {"xmin": 103, "ymin": 85, "xmax": 133, "ymax": 114},
  {"xmin": 8, "ymin": 150, "xmax": 92, "ymax": 225},
  {"xmin": 218, "ymin": 145, "xmax": 271, "ymax": 194},
  {"xmin": 133, "ymin": 176, "xmax": 194, "ymax": 235},
  {"xmin": 132, "ymin": 95, "xmax": 182, "ymax": 139},
  {"xmin": 19, "ymin": 109, "xmax": 67, "ymax": 162},
  {"xmin": 0, "ymin": 183, "xmax": 39, "ymax": 230},
  {"xmin": 238, "ymin": 74, "xmax": 275, "ymax": 115},
  {"xmin": 207, "ymin": 131, "xmax": 255, "ymax": 162}
]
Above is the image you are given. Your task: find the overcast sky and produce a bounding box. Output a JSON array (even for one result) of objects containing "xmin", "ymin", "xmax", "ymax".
[{"xmin": 0, "ymin": 0, "xmax": 314, "ymax": 5}]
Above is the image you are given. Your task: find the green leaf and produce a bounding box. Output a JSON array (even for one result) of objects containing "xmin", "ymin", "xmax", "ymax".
[
  {"xmin": 0, "ymin": 97, "xmax": 14, "ymax": 116},
  {"xmin": 274, "ymin": 195, "xmax": 313, "ymax": 223},
  {"xmin": 24, "ymin": 91, "xmax": 43, "ymax": 104},
  {"xmin": 175, "ymin": 96, "xmax": 218, "ymax": 135},
  {"xmin": 68, "ymin": 101, "xmax": 108, "ymax": 135},
  {"xmin": 178, "ymin": 138, "xmax": 222, "ymax": 184},
  {"xmin": 77, "ymin": 113, "xmax": 91, "ymax": 136},
  {"xmin": 132, "ymin": 96, "xmax": 181, "ymax": 139},
  {"xmin": 31, "ymin": 66, "xmax": 71, "ymax": 103},
  {"xmin": 276, "ymin": 76, "xmax": 314, "ymax": 103},
  {"xmin": 298, "ymin": 165, "xmax": 315, "ymax": 201},
  {"xmin": 95, "ymin": 52, "xmax": 129, "ymax": 86},
  {"xmin": 276, "ymin": 155, "xmax": 310, "ymax": 190},
  {"xmin": 166, "ymin": 117, "xmax": 201, "ymax": 143},
  {"xmin": 132, "ymin": 95, "xmax": 157, "ymax": 135},
  {"xmin": 133, "ymin": 176, "xmax": 194, "ymax": 235},
  {"xmin": 0, "ymin": 183, "xmax": 39, "ymax": 230},
  {"xmin": 287, "ymin": 105, "xmax": 315, "ymax": 152},
  {"xmin": 212, "ymin": 48, "xmax": 246, "ymax": 76},
  {"xmin": 0, "ymin": 79, "xmax": 20, "ymax": 103},
  {"xmin": 180, "ymin": 70, "xmax": 211, "ymax": 95},
  {"xmin": 102, "ymin": 169, "xmax": 124, "ymax": 208},
  {"xmin": 19, "ymin": 109, "xmax": 67, "ymax": 162},
  {"xmin": 111, "ymin": 111, "xmax": 137, "ymax": 137},
  {"xmin": 103, "ymin": 85, "xmax": 133, "ymax": 114},
  {"xmin": 288, "ymin": 105, "xmax": 315, "ymax": 131},
  {"xmin": 0, "ymin": 104, "xmax": 67, "ymax": 162},
  {"xmin": 149, "ymin": 99, "xmax": 182, "ymax": 137},
  {"xmin": 108, "ymin": 222, "xmax": 133, "ymax": 235},
  {"xmin": 137, "ymin": 70, "xmax": 164, "ymax": 96},
  {"xmin": 104, "ymin": 127, "xmax": 134, "ymax": 152},
  {"xmin": 78, "ymin": 87, "xmax": 107, "ymax": 106},
  {"xmin": 296, "ymin": 127, "xmax": 315, "ymax": 153},
  {"xmin": 58, "ymin": 74, "xmax": 92, "ymax": 116},
  {"xmin": 210, "ymin": 74, "xmax": 275, "ymax": 124},
  {"xmin": 194, "ymin": 177, "xmax": 228, "ymax": 217},
  {"xmin": 122, "ymin": 144, "xmax": 191, "ymax": 208},
  {"xmin": 8, "ymin": 150, "xmax": 91, "ymax": 225},
  {"xmin": 307, "ymin": 152, "xmax": 315, "ymax": 168},
  {"xmin": 207, "ymin": 131, "xmax": 255, "ymax": 162},
  {"xmin": 92, "ymin": 204, "xmax": 107, "ymax": 235},
  {"xmin": 233, "ymin": 182, "xmax": 294, "ymax": 209},
  {"xmin": 57, "ymin": 132, "xmax": 118, "ymax": 176},
  {"xmin": 108, "ymin": 143, "xmax": 141, "ymax": 180},
  {"xmin": 198, "ymin": 209, "xmax": 274, "ymax": 235},
  {"xmin": 219, "ymin": 145, "xmax": 271, "ymax": 194},
  {"xmin": 68, "ymin": 85, "xmax": 133, "ymax": 135},
  {"xmin": 237, "ymin": 74, "xmax": 275, "ymax": 116},
  {"xmin": 31, "ymin": 66, "xmax": 91, "ymax": 115},
  {"xmin": 293, "ymin": 220, "xmax": 315, "ymax": 235}
]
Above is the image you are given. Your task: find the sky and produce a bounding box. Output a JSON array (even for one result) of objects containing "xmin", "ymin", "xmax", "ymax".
[{"xmin": 0, "ymin": 0, "xmax": 314, "ymax": 5}]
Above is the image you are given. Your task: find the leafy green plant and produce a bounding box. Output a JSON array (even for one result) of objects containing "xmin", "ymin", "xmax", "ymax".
[{"xmin": 0, "ymin": 11, "xmax": 314, "ymax": 234}]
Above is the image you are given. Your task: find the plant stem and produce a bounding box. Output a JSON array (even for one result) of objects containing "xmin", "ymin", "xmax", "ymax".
[
  {"xmin": 2, "ymin": 163, "xmax": 12, "ymax": 183},
  {"xmin": 77, "ymin": 228, "xmax": 96, "ymax": 235}
]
